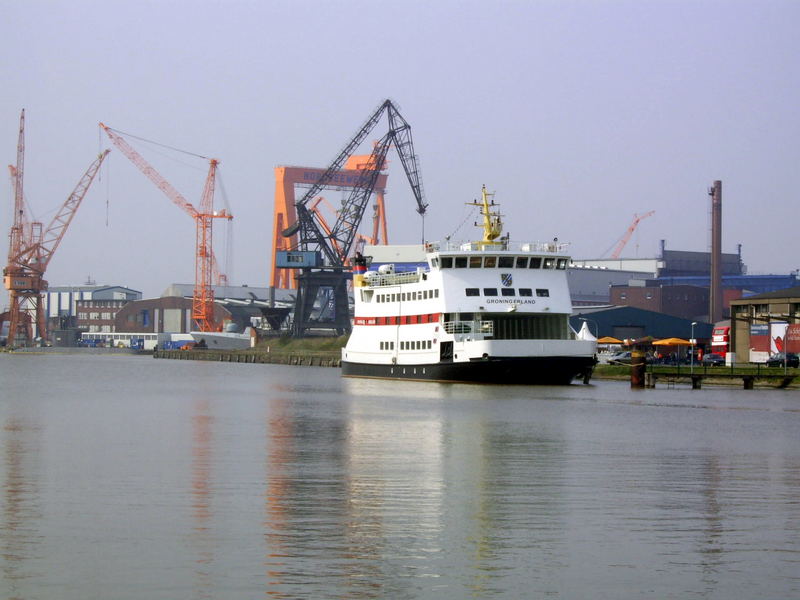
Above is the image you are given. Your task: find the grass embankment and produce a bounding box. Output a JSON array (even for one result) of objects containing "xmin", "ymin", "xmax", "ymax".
[
  {"xmin": 592, "ymin": 365, "xmax": 631, "ymax": 380},
  {"xmin": 253, "ymin": 335, "xmax": 348, "ymax": 355}
]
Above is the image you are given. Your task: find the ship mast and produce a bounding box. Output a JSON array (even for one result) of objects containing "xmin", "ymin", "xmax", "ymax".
[{"xmin": 468, "ymin": 185, "xmax": 503, "ymax": 247}]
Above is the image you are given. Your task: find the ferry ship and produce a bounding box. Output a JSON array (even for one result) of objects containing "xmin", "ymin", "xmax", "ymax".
[{"xmin": 341, "ymin": 186, "xmax": 597, "ymax": 384}]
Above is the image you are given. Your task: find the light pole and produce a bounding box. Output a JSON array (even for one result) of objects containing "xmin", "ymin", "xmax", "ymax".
[
  {"xmin": 580, "ymin": 317, "xmax": 598, "ymax": 339},
  {"xmin": 690, "ymin": 321, "xmax": 697, "ymax": 373}
]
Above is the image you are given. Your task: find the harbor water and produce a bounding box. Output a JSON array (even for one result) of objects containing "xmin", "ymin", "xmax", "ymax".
[{"xmin": 1, "ymin": 353, "xmax": 798, "ymax": 599}]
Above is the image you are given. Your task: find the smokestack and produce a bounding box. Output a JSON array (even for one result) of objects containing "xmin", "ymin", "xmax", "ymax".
[{"xmin": 709, "ymin": 180, "xmax": 723, "ymax": 323}]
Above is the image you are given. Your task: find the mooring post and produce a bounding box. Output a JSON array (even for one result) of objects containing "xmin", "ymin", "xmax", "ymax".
[{"xmin": 630, "ymin": 349, "xmax": 646, "ymax": 389}]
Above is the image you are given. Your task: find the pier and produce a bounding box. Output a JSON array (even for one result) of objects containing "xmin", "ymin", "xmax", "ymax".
[{"xmin": 642, "ymin": 364, "xmax": 797, "ymax": 389}]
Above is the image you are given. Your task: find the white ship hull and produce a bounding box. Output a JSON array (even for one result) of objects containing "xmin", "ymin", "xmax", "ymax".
[{"xmin": 190, "ymin": 329, "xmax": 253, "ymax": 350}]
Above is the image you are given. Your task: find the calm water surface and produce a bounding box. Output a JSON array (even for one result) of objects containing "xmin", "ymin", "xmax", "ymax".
[{"xmin": 1, "ymin": 353, "xmax": 798, "ymax": 599}]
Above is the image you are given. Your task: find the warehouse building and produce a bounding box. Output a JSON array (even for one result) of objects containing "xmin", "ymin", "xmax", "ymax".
[
  {"xmin": 729, "ymin": 286, "xmax": 800, "ymax": 363},
  {"xmin": 45, "ymin": 284, "xmax": 141, "ymax": 329},
  {"xmin": 570, "ymin": 306, "xmax": 713, "ymax": 344}
]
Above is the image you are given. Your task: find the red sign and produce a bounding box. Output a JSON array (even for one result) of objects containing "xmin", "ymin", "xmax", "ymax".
[{"xmin": 786, "ymin": 324, "xmax": 800, "ymax": 353}]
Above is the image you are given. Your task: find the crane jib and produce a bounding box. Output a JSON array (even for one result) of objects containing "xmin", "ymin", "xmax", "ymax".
[{"xmin": 292, "ymin": 99, "xmax": 427, "ymax": 267}]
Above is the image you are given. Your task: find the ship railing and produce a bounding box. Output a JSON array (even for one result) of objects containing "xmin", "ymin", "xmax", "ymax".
[
  {"xmin": 443, "ymin": 319, "xmax": 494, "ymax": 339},
  {"xmin": 363, "ymin": 271, "xmax": 423, "ymax": 287},
  {"xmin": 427, "ymin": 240, "xmax": 570, "ymax": 254}
]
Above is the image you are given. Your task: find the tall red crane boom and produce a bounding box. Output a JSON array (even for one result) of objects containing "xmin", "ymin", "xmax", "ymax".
[
  {"xmin": 99, "ymin": 123, "xmax": 232, "ymax": 332},
  {"xmin": 8, "ymin": 110, "xmax": 26, "ymax": 270},
  {"xmin": 609, "ymin": 210, "xmax": 655, "ymax": 259},
  {"xmin": 9, "ymin": 149, "xmax": 111, "ymax": 273}
]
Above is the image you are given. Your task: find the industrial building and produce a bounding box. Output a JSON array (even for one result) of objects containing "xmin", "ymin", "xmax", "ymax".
[
  {"xmin": 37, "ymin": 282, "xmax": 294, "ymax": 346},
  {"xmin": 729, "ymin": 286, "xmax": 800, "ymax": 363},
  {"xmin": 76, "ymin": 298, "xmax": 131, "ymax": 333},
  {"xmin": 610, "ymin": 283, "xmax": 710, "ymax": 320},
  {"xmin": 570, "ymin": 306, "xmax": 713, "ymax": 345},
  {"xmin": 114, "ymin": 296, "xmax": 231, "ymax": 335},
  {"xmin": 46, "ymin": 284, "xmax": 142, "ymax": 330},
  {"xmin": 161, "ymin": 284, "xmax": 293, "ymax": 332},
  {"xmin": 567, "ymin": 265, "xmax": 654, "ymax": 306}
]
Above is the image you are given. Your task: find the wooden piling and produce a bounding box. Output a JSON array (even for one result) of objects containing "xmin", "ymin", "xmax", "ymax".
[{"xmin": 630, "ymin": 350, "xmax": 646, "ymax": 388}]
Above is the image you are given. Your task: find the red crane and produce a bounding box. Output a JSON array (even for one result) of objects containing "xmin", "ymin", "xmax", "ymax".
[
  {"xmin": 609, "ymin": 210, "xmax": 655, "ymax": 259},
  {"xmin": 4, "ymin": 109, "xmax": 110, "ymax": 346},
  {"xmin": 99, "ymin": 123, "xmax": 232, "ymax": 332}
]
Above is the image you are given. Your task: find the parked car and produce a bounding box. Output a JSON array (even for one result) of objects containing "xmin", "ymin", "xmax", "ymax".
[
  {"xmin": 766, "ymin": 352, "xmax": 799, "ymax": 368},
  {"xmin": 608, "ymin": 351, "xmax": 632, "ymax": 364},
  {"xmin": 701, "ymin": 353, "xmax": 726, "ymax": 366}
]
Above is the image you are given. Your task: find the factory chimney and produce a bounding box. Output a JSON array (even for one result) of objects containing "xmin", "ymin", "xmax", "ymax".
[{"xmin": 709, "ymin": 180, "xmax": 723, "ymax": 323}]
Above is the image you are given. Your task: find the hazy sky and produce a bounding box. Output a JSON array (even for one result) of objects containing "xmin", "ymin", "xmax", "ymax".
[{"xmin": 2, "ymin": 0, "xmax": 798, "ymax": 300}]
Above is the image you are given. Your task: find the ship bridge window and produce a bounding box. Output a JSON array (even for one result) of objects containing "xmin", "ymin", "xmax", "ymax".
[
  {"xmin": 557, "ymin": 258, "xmax": 568, "ymax": 270},
  {"xmin": 483, "ymin": 288, "xmax": 498, "ymax": 296},
  {"xmin": 536, "ymin": 288, "xmax": 550, "ymax": 297},
  {"xmin": 465, "ymin": 288, "xmax": 480, "ymax": 296},
  {"xmin": 440, "ymin": 256, "xmax": 453, "ymax": 268},
  {"xmin": 501, "ymin": 288, "xmax": 515, "ymax": 296},
  {"xmin": 544, "ymin": 258, "xmax": 555, "ymax": 269},
  {"xmin": 498, "ymin": 256, "xmax": 514, "ymax": 268},
  {"xmin": 516, "ymin": 257, "xmax": 529, "ymax": 268},
  {"xmin": 520, "ymin": 288, "xmax": 533, "ymax": 296},
  {"xmin": 469, "ymin": 256, "xmax": 482, "ymax": 268},
  {"xmin": 431, "ymin": 257, "xmax": 439, "ymax": 268},
  {"xmin": 484, "ymin": 256, "xmax": 497, "ymax": 268},
  {"xmin": 529, "ymin": 257, "xmax": 542, "ymax": 269},
  {"xmin": 454, "ymin": 256, "xmax": 468, "ymax": 268}
]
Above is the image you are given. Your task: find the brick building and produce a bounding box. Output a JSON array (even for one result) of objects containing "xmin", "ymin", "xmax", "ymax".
[
  {"xmin": 76, "ymin": 298, "xmax": 130, "ymax": 333},
  {"xmin": 114, "ymin": 297, "xmax": 231, "ymax": 334},
  {"xmin": 610, "ymin": 284, "xmax": 708, "ymax": 321}
]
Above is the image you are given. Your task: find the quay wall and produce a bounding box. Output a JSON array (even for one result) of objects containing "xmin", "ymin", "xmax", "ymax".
[{"xmin": 154, "ymin": 348, "xmax": 341, "ymax": 367}]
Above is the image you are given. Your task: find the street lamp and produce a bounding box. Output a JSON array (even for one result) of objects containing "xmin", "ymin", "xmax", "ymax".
[
  {"xmin": 580, "ymin": 317, "xmax": 598, "ymax": 339},
  {"xmin": 690, "ymin": 321, "xmax": 697, "ymax": 373}
]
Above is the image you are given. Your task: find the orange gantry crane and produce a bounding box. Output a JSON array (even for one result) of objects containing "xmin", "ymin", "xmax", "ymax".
[
  {"xmin": 608, "ymin": 210, "xmax": 655, "ymax": 259},
  {"xmin": 271, "ymin": 153, "xmax": 390, "ymax": 290},
  {"xmin": 99, "ymin": 123, "xmax": 232, "ymax": 332},
  {"xmin": 3, "ymin": 109, "xmax": 110, "ymax": 346}
]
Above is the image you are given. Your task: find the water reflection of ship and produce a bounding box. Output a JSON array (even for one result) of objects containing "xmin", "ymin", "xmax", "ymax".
[{"xmin": 262, "ymin": 384, "xmax": 570, "ymax": 597}]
